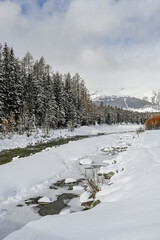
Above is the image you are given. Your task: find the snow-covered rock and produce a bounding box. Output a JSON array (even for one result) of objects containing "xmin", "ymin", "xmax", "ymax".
[
  {"xmin": 98, "ymin": 166, "xmax": 116, "ymax": 175},
  {"xmin": 72, "ymin": 186, "xmax": 84, "ymax": 191},
  {"xmin": 79, "ymin": 157, "xmax": 92, "ymax": 165},
  {"xmin": 64, "ymin": 178, "xmax": 76, "ymax": 184},
  {"xmin": 38, "ymin": 196, "xmax": 52, "ymax": 203},
  {"xmin": 103, "ymin": 159, "xmax": 113, "ymax": 164}
]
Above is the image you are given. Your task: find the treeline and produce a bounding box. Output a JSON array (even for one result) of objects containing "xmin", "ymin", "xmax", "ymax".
[
  {"xmin": 0, "ymin": 43, "xmax": 150, "ymax": 135},
  {"xmin": 94, "ymin": 103, "xmax": 151, "ymax": 125}
]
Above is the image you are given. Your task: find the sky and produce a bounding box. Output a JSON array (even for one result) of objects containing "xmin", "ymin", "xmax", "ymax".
[{"xmin": 1, "ymin": 0, "xmax": 160, "ymax": 96}]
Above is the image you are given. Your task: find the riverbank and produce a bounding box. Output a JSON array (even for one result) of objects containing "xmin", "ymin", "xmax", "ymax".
[
  {"xmin": 3, "ymin": 129, "xmax": 160, "ymax": 240},
  {"xmin": 0, "ymin": 124, "xmax": 139, "ymax": 152},
  {"xmin": 0, "ymin": 128, "xmax": 137, "ymax": 239}
]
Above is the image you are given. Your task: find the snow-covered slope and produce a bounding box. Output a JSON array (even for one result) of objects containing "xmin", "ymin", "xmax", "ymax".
[
  {"xmin": 0, "ymin": 124, "xmax": 138, "ymax": 152},
  {"xmin": 3, "ymin": 129, "xmax": 160, "ymax": 240},
  {"xmin": 142, "ymin": 90, "xmax": 160, "ymax": 105}
]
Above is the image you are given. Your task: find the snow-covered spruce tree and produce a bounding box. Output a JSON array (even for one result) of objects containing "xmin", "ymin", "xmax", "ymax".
[
  {"xmin": 8, "ymin": 47, "xmax": 23, "ymax": 118},
  {"xmin": 21, "ymin": 52, "xmax": 34, "ymax": 76},
  {"xmin": 8, "ymin": 111, "xmax": 16, "ymax": 137},
  {"xmin": 43, "ymin": 109, "xmax": 52, "ymax": 137},
  {"xmin": 53, "ymin": 72, "xmax": 66, "ymax": 128},
  {"xmin": 64, "ymin": 73, "xmax": 77, "ymax": 130},
  {"xmin": 21, "ymin": 102, "xmax": 30, "ymax": 131},
  {"xmin": 44, "ymin": 74, "xmax": 57, "ymax": 129},
  {"xmin": 79, "ymin": 79, "xmax": 93, "ymax": 125},
  {"xmin": 33, "ymin": 57, "xmax": 47, "ymax": 126},
  {"xmin": 23, "ymin": 74, "xmax": 37, "ymax": 118},
  {"xmin": 1, "ymin": 43, "xmax": 10, "ymax": 118},
  {"xmin": 32, "ymin": 58, "xmax": 43, "ymax": 126},
  {"xmin": 42, "ymin": 71, "xmax": 58, "ymax": 131},
  {"xmin": 0, "ymin": 43, "xmax": 4, "ymax": 119},
  {"xmin": 16, "ymin": 115, "xmax": 23, "ymax": 134},
  {"xmin": 1, "ymin": 45, "xmax": 23, "ymax": 121},
  {"xmin": 71, "ymin": 73, "xmax": 82, "ymax": 125},
  {"xmin": 33, "ymin": 57, "xmax": 55, "ymax": 128},
  {"xmin": 21, "ymin": 52, "xmax": 36, "ymax": 113},
  {"xmin": 71, "ymin": 74, "xmax": 93, "ymax": 126},
  {"xmin": 96, "ymin": 102, "xmax": 106, "ymax": 124},
  {"xmin": 22, "ymin": 102, "xmax": 35, "ymax": 136},
  {"xmin": 21, "ymin": 52, "xmax": 38, "ymax": 130}
]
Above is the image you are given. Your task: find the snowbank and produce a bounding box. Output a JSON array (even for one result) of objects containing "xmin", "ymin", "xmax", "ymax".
[
  {"xmin": 79, "ymin": 157, "xmax": 92, "ymax": 165},
  {"xmin": 0, "ymin": 134, "xmax": 121, "ymax": 204},
  {"xmin": 0, "ymin": 124, "xmax": 139, "ymax": 151},
  {"xmin": 4, "ymin": 130, "xmax": 160, "ymax": 240}
]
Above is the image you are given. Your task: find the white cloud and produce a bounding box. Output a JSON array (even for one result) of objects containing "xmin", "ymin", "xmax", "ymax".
[{"xmin": 1, "ymin": 0, "xmax": 160, "ymax": 94}]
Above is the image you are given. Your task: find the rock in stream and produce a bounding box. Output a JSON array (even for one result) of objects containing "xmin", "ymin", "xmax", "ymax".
[{"xmin": 38, "ymin": 193, "xmax": 79, "ymax": 216}]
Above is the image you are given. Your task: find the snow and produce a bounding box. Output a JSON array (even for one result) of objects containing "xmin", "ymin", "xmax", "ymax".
[
  {"xmin": 2, "ymin": 125, "xmax": 160, "ymax": 240},
  {"xmin": 0, "ymin": 151, "xmax": 67, "ymax": 203},
  {"xmin": 90, "ymin": 90, "xmax": 112, "ymax": 101},
  {"xmin": 98, "ymin": 166, "xmax": 117, "ymax": 175},
  {"xmin": 91, "ymin": 88, "xmax": 160, "ymax": 102},
  {"xmin": 0, "ymin": 127, "xmax": 129, "ymax": 204},
  {"xmin": 127, "ymin": 106, "xmax": 160, "ymax": 113},
  {"xmin": 103, "ymin": 159, "xmax": 114, "ymax": 164},
  {"xmin": 59, "ymin": 208, "xmax": 70, "ymax": 215},
  {"xmin": 72, "ymin": 186, "xmax": 84, "ymax": 191},
  {"xmin": 64, "ymin": 178, "xmax": 76, "ymax": 184},
  {"xmin": 38, "ymin": 197, "xmax": 52, "ymax": 203},
  {"xmin": 123, "ymin": 97, "xmax": 128, "ymax": 109},
  {"xmin": 0, "ymin": 124, "xmax": 139, "ymax": 152},
  {"xmin": 79, "ymin": 157, "xmax": 92, "ymax": 165},
  {"xmin": 80, "ymin": 191, "xmax": 91, "ymax": 203}
]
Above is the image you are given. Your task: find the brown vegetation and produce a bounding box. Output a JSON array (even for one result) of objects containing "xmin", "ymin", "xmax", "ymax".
[{"xmin": 145, "ymin": 114, "xmax": 160, "ymax": 130}]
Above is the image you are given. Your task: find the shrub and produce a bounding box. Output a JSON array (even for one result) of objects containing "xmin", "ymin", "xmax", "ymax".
[
  {"xmin": 145, "ymin": 114, "xmax": 160, "ymax": 130},
  {"xmin": 82, "ymin": 169, "xmax": 105, "ymax": 198},
  {"xmin": 136, "ymin": 126, "xmax": 145, "ymax": 134}
]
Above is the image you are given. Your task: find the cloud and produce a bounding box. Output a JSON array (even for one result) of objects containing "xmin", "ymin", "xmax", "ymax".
[{"xmin": 1, "ymin": 0, "xmax": 160, "ymax": 95}]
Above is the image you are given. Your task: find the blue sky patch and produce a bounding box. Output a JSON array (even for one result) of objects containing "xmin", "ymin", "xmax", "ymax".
[{"xmin": 18, "ymin": 0, "xmax": 71, "ymax": 17}]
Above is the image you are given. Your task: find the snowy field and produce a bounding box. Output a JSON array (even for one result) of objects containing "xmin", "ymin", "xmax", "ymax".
[
  {"xmin": 0, "ymin": 124, "xmax": 138, "ymax": 151},
  {"xmin": 1, "ymin": 124, "xmax": 160, "ymax": 240}
]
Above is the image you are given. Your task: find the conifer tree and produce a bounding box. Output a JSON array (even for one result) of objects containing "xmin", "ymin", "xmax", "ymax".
[
  {"xmin": 64, "ymin": 73, "xmax": 76, "ymax": 127},
  {"xmin": 8, "ymin": 47, "xmax": 22, "ymax": 118},
  {"xmin": 0, "ymin": 44, "xmax": 4, "ymax": 118},
  {"xmin": 2, "ymin": 43, "xmax": 10, "ymax": 117}
]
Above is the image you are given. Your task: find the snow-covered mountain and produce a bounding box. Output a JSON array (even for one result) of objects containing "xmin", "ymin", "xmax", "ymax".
[
  {"xmin": 90, "ymin": 90, "xmax": 160, "ymax": 112},
  {"xmin": 142, "ymin": 90, "xmax": 160, "ymax": 105}
]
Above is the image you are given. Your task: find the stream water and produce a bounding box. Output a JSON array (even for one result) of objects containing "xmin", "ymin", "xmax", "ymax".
[
  {"xmin": 0, "ymin": 130, "xmax": 134, "ymax": 165},
  {"xmin": 0, "ymin": 135, "xmax": 92, "ymax": 165}
]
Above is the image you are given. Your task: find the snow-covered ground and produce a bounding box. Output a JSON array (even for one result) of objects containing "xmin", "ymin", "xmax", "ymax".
[
  {"xmin": 0, "ymin": 124, "xmax": 138, "ymax": 151},
  {"xmin": 127, "ymin": 106, "xmax": 160, "ymax": 112},
  {"xmin": 0, "ymin": 129, "xmax": 129, "ymax": 204},
  {"xmin": 1, "ymin": 125, "xmax": 160, "ymax": 240}
]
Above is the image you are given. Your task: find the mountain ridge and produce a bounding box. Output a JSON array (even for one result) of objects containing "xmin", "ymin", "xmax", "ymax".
[{"xmin": 90, "ymin": 90, "xmax": 160, "ymax": 112}]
